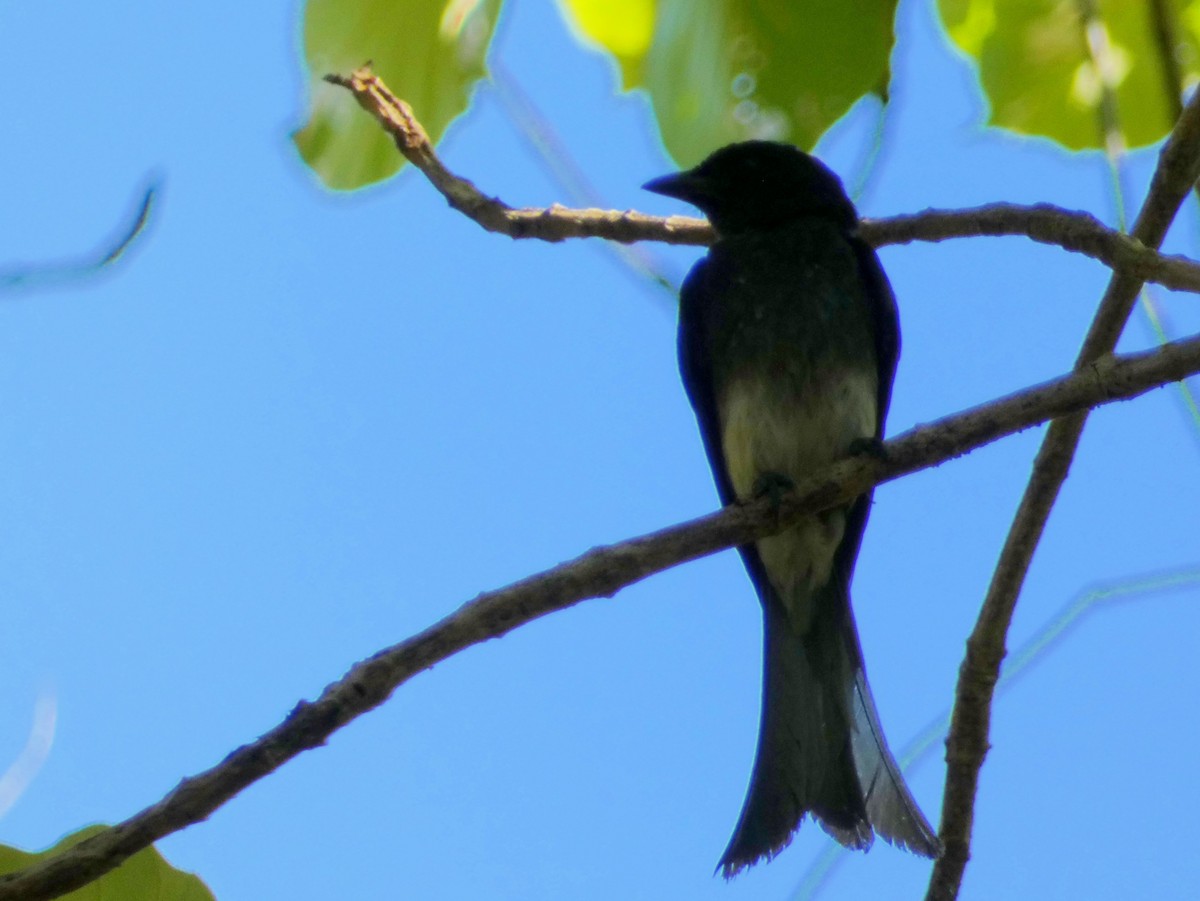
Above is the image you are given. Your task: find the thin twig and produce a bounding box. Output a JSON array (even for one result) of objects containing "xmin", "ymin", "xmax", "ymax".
[
  {"xmin": 325, "ymin": 67, "xmax": 711, "ymax": 244},
  {"xmin": 325, "ymin": 66, "xmax": 1200, "ymax": 295},
  {"xmin": 925, "ymin": 79, "xmax": 1200, "ymax": 901},
  {"xmin": 1149, "ymin": 0, "xmax": 1185, "ymax": 125},
  {"xmin": 5, "ymin": 329, "xmax": 1200, "ymax": 900},
  {"xmin": 0, "ymin": 177, "xmax": 160, "ymax": 293}
]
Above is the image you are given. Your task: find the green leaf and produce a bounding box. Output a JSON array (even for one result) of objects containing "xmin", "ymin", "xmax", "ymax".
[
  {"xmin": 294, "ymin": 0, "xmax": 501, "ymax": 190},
  {"xmin": 0, "ymin": 826, "xmax": 214, "ymax": 900},
  {"xmin": 939, "ymin": 0, "xmax": 1200, "ymax": 151},
  {"xmin": 558, "ymin": 0, "xmax": 657, "ymax": 88},
  {"xmin": 555, "ymin": 0, "xmax": 897, "ymax": 167}
]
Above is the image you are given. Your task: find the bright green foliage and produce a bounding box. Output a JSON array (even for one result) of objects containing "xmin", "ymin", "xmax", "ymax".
[
  {"xmin": 940, "ymin": 0, "xmax": 1200, "ymax": 151},
  {"xmin": 294, "ymin": 0, "xmax": 501, "ymax": 189},
  {"xmin": 559, "ymin": 0, "xmax": 656, "ymax": 88},
  {"xmin": 638, "ymin": 0, "xmax": 896, "ymax": 167},
  {"xmin": 295, "ymin": 0, "xmax": 896, "ymax": 188},
  {"xmin": 294, "ymin": 0, "xmax": 1200, "ymax": 190},
  {"xmin": 561, "ymin": 0, "xmax": 897, "ymax": 167},
  {"xmin": 0, "ymin": 826, "xmax": 214, "ymax": 900}
]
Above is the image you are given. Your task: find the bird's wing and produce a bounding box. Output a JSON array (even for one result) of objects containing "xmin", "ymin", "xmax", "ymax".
[
  {"xmin": 850, "ymin": 235, "xmax": 901, "ymax": 431},
  {"xmin": 834, "ymin": 236, "xmax": 941, "ymax": 857},
  {"xmin": 827, "ymin": 236, "xmax": 903, "ymax": 607},
  {"xmin": 676, "ymin": 255, "xmax": 775, "ymax": 597},
  {"xmin": 677, "ymin": 256, "xmax": 735, "ymax": 506}
]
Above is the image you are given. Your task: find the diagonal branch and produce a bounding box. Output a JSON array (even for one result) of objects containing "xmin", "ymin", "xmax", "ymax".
[
  {"xmin": 325, "ymin": 66, "xmax": 1200, "ymax": 295},
  {"xmin": 5, "ymin": 330, "xmax": 1200, "ymax": 901},
  {"xmin": 925, "ymin": 80, "xmax": 1200, "ymax": 901}
]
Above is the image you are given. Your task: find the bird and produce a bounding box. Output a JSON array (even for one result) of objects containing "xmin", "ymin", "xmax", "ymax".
[{"xmin": 643, "ymin": 141, "xmax": 940, "ymax": 876}]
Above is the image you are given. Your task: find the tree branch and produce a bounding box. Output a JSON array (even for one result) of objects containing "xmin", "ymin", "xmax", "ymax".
[
  {"xmin": 324, "ymin": 66, "xmax": 1200, "ymax": 295},
  {"xmin": 925, "ymin": 81, "xmax": 1200, "ymax": 901},
  {"xmin": 861, "ymin": 206, "xmax": 1200, "ymax": 293},
  {"xmin": 6, "ymin": 328, "xmax": 1200, "ymax": 900}
]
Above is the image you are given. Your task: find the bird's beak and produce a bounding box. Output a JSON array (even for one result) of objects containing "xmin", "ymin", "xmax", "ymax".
[{"xmin": 642, "ymin": 171, "xmax": 710, "ymax": 204}]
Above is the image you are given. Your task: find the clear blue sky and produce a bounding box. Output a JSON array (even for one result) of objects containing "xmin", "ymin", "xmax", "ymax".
[{"xmin": 2, "ymin": 1, "xmax": 1199, "ymax": 899}]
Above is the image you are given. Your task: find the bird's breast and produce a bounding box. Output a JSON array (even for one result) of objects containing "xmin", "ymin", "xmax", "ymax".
[{"xmin": 718, "ymin": 369, "xmax": 877, "ymax": 500}]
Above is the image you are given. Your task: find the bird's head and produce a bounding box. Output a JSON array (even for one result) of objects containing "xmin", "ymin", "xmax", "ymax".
[{"xmin": 642, "ymin": 141, "xmax": 857, "ymax": 236}]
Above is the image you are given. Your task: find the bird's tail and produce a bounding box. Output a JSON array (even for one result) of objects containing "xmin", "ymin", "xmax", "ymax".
[{"xmin": 717, "ymin": 589, "xmax": 940, "ymax": 877}]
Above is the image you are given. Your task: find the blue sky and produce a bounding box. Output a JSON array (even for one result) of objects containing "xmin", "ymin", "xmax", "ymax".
[{"xmin": 2, "ymin": 1, "xmax": 1199, "ymax": 899}]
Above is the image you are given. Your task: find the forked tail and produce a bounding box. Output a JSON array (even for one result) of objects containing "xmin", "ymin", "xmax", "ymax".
[{"xmin": 717, "ymin": 591, "xmax": 940, "ymax": 877}]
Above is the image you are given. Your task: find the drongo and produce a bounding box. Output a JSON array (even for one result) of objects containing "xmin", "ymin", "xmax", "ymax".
[{"xmin": 644, "ymin": 142, "xmax": 940, "ymax": 876}]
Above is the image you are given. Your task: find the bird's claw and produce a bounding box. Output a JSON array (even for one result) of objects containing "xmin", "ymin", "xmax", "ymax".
[{"xmin": 751, "ymin": 471, "xmax": 795, "ymax": 512}]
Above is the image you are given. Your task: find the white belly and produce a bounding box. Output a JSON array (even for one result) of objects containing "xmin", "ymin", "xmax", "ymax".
[{"xmin": 718, "ymin": 369, "xmax": 877, "ymax": 628}]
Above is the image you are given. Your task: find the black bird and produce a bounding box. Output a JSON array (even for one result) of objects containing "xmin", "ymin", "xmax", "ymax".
[{"xmin": 644, "ymin": 142, "xmax": 940, "ymax": 876}]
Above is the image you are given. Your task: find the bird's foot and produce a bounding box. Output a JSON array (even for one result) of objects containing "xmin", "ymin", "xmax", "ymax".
[{"xmin": 751, "ymin": 471, "xmax": 795, "ymax": 512}]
